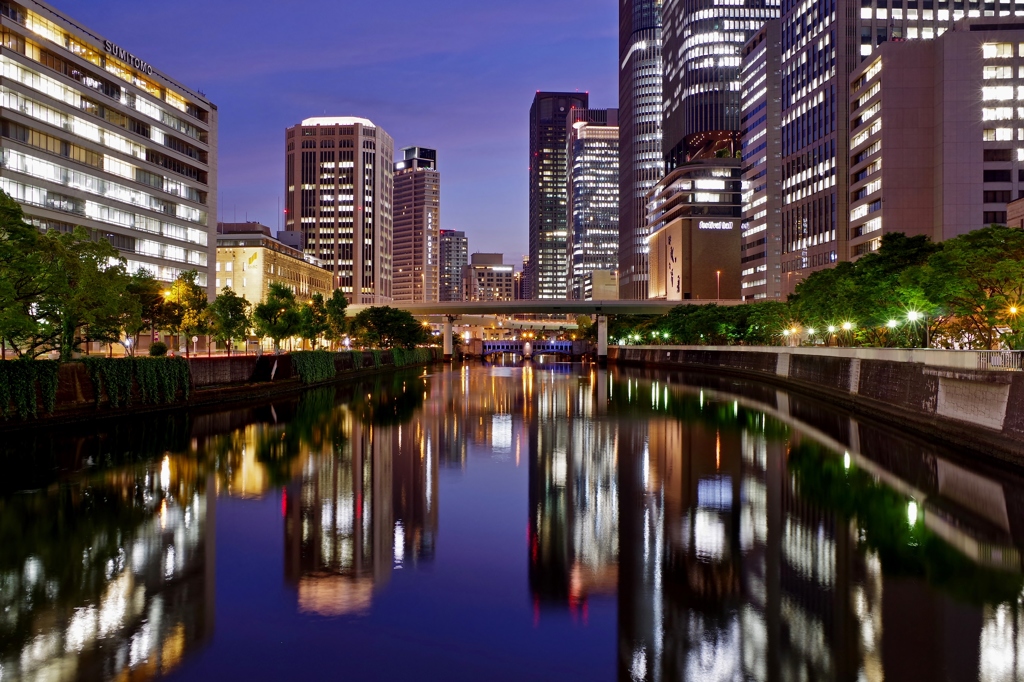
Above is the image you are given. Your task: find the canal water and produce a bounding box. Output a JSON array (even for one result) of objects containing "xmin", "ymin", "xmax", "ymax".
[{"xmin": 2, "ymin": 362, "xmax": 1024, "ymax": 681}]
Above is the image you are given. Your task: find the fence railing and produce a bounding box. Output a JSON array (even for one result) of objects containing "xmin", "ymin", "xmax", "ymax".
[{"xmin": 976, "ymin": 351, "xmax": 1024, "ymax": 371}]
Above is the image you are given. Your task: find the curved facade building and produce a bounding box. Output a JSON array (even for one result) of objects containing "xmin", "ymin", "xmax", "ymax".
[{"xmin": 618, "ymin": 0, "xmax": 665, "ymax": 300}]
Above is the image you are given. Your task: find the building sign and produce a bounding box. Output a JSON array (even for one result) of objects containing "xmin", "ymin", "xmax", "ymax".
[
  {"xmin": 698, "ymin": 220, "xmax": 733, "ymax": 231},
  {"xmin": 103, "ymin": 40, "xmax": 154, "ymax": 76}
]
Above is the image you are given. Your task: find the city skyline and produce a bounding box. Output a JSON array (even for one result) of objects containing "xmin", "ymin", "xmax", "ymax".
[{"xmin": 65, "ymin": 0, "xmax": 619, "ymax": 268}]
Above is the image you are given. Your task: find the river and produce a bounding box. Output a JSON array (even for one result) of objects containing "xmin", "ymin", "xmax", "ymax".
[{"xmin": 2, "ymin": 361, "xmax": 1024, "ymax": 681}]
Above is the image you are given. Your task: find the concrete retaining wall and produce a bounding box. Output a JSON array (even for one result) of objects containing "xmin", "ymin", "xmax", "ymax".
[{"xmin": 610, "ymin": 345, "xmax": 1024, "ymax": 461}]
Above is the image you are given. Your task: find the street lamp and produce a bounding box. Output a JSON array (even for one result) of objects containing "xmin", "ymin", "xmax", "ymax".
[
  {"xmin": 886, "ymin": 319, "xmax": 898, "ymax": 328},
  {"xmin": 716, "ymin": 270, "xmax": 721, "ymax": 300},
  {"xmin": 906, "ymin": 311, "xmax": 928, "ymax": 347}
]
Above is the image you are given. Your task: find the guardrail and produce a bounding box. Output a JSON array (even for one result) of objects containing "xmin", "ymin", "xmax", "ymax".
[{"xmin": 977, "ymin": 350, "xmax": 1024, "ymax": 371}]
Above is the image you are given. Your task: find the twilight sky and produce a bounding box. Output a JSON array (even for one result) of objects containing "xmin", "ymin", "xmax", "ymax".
[{"xmin": 62, "ymin": 0, "xmax": 619, "ymax": 264}]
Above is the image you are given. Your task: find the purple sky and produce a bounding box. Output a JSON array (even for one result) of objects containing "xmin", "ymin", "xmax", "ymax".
[{"xmin": 62, "ymin": 0, "xmax": 618, "ymax": 264}]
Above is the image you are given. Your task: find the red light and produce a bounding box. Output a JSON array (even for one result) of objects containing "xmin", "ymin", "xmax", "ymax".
[
  {"xmin": 356, "ymin": 491, "xmax": 363, "ymax": 518},
  {"xmin": 281, "ymin": 489, "xmax": 287, "ymax": 517}
]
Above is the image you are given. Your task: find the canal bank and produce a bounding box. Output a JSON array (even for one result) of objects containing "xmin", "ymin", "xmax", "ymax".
[
  {"xmin": 610, "ymin": 345, "xmax": 1024, "ymax": 463},
  {"xmin": 0, "ymin": 348, "xmax": 442, "ymax": 431}
]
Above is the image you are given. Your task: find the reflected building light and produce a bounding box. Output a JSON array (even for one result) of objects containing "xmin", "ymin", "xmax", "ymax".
[
  {"xmin": 980, "ymin": 602, "xmax": 1024, "ymax": 682},
  {"xmin": 782, "ymin": 518, "xmax": 836, "ymax": 587},
  {"xmin": 694, "ymin": 509, "xmax": 728, "ymax": 561},
  {"xmin": 394, "ymin": 522, "xmax": 405, "ymax": 568},
  {"xmin": 697, "ymin": 476, "xmax": 733, "ymax": 510}
]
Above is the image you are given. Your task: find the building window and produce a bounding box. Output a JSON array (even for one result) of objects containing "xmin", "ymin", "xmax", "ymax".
[
  {"xmin": 983, "ymin": 107, "xmax": 1014, "ymax": 120},
  {"xmin": 984, "ymin": 211, "xmax": 1008, "ymax": 224},
  {"xmin": 985, "ymin": 170, "xmax": 1013, "ymax": 182},
  {"xmin": 984, "ymin": 148, "xmax": 1013, "ymax": 161},
  {"xmin": 985, "ymin": 65, "xmax": 1013, "ymax": 79},
  {"xmin": 984, "ymin": 43, "xmax": 1013, "ymax": 58},
  {"xmin": 984, "ymin": 190, "xmax": 1013, "ymax": 202}
]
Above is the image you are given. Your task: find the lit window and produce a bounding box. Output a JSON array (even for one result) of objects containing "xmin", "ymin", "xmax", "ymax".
[
  {"xmin": 860, "ymin": 44, "xmax": 872, "ymax": 57},
  {"xmin": 985, "ymin": 65, "xmax": 1013, "ymax": 79},
  {"xmin": 998, "ymin": 127, "xmax": 1014, "ymax": 140},
  {"xmin": 984, "ymin": 86, "xmax": 1015, "ymax": 100},
  {"xmin": 984, "ymin": 128, "xmax": 997, "ymax": 141},
  {"xmin": 984, "ymin": 43, "xmax": 1013, "ymax": 58},
  {"xmin": 983, "ymin": 107, "xmax": 1014, "ymax": 120}
]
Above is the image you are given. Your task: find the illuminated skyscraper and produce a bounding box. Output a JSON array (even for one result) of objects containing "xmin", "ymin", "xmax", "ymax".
[
  {"xmin": 393, "ymin": 146, "xmax": 439, "ymax": 302},
  {"xmin": 439, "ymin": 229, "xmax": 468, "ymax": 302},
  {"xmin": 0, "ymin": 0, "xmax": 217, "ymax": 293},
  {"xmin": 618, "ymin": 0, "xmax": 664, "ymax": 300},
  {"xmin": 284, "ymin": 117, "xmax": 394, "ymax": 304},
  {"xmin": 529, "ymin": 91, "xmax": 588, "ymax": 299},
  {"xmin": 661, "ymin": 0, "xmax": 779, "ymax": 170},
  {"xmin": 567, "ymin": 108, "xmax": 620, "ymax": 300}
]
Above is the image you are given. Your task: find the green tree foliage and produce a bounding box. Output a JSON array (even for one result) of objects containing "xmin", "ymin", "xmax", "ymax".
[
  {"xmin": 206, "ymin": 287, "xmax": 251, "ymax": 355},
  {"xmin": 908, "ymin": 226, "xmax": 1024, "ymax": 349},
  {"xmin": 324, "ymin": 289, "xmax": 349, "ymax": 348},
  {"xmin": 0, "ymin": 193, "xmax": 49, "ymax": 355},
  {"xmin": 291, "ymin": 350, "xmax": 336, "ymax": 384},
  {"xmin": 352, "ymin": 306, "xmax": 428, "ymax": 349},
  {"xmin": 252, "ymin": 282, "xmax": 301, "ymax": 353},
  {"xmin": 164, "ymin": 270, "xmax": 208, "ymax": 354},
  {"xmin": 300, "ymin": 292, "xmax": 330, "ymax": 349},
  {"xmin": 121, "ymin": 269, "xmax": 167, "ymax": 356},
  {"xmin": 791, "ymin": 233, "xmax": 938, "ymax": 346}
]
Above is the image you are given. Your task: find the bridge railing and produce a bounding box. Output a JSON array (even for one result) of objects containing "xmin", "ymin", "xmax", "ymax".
[{"xmin": 977, "ymin": 350, "xmax": 1024, "ymax": 371}]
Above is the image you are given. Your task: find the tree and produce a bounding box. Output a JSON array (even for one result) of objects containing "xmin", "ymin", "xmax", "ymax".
[
  {"xmin": 252, "ymin": 283, "xmax": 301, "ymax": 353},
  {"xmin": 165, "ymin": 270, "xmax": 209, "ymax": 355},
  {"xmin": 120, "ymin": 269, "xmax": 168, "ymax": 356},
  {"xmin": 206, "ymin": 288, "xmax": 251, "ymax": 355},
  {"xmin": 911, "ymin": 225, "xmax": 1024, "ymax": 349},
  {"xmin": 352, "ymin": 306, "xmax": 428, "ymax": 349},
  {"xmin": 324, "ymin": 289, "xmax": 349, "ymax": 349},
  {"xmin": 0, "ymin": 192, "xmax": 49, "ymax": 356},
  {"xmin": 300, "ymin": 292, "xmax": 329, "ymax": 349},
  {"xmin": 34, "ymin": 227, "xmax": 132, "ymax": 361}
]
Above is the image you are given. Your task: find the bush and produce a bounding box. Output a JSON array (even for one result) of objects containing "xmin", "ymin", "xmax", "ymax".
[
  {"xmin": 149, "ymin": 341, "xmax": 168, "ymax": 356},
  {"xmin": 291, "ymin": 350, "xmax": 336, "ymax": 385}
]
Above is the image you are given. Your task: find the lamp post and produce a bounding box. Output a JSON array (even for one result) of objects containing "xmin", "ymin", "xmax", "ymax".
[{"xmin": 716, "ymin": 270, "xmax": 721, "ymax": 301}]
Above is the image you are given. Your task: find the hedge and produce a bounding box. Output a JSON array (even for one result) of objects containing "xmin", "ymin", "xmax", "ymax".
[
  {"xmin": 0, "ymin": 360, "xmax": 59, "ymax": 420},
  {"xmin": 291, "ymin": 350, "xmax": 337, "ymax": 385},
  {"xmin": 81, "ymin": 357, "xmax": 191, "ymax": 408}
]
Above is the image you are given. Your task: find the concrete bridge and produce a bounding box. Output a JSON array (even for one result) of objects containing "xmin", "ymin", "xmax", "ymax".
[{"xmin": 347, "ymin": 299, "xmax": 744, "ymax": 361}]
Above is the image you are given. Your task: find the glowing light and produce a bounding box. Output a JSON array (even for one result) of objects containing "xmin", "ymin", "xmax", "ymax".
[
  {"xmin": 827, "ymin": 325, "xmax": 837, "ymax": 333},
  {"xmin": 907, "ymin": 311, "xmax": 922, "ymax": 322},
  {"xmin": 886, "ymin": 320, "xmax": 898, "ymax": 328},
  {"xmin": 1011, "ymin": 306, "xmax": 1019, "ymax": 315},
  {"xmin": 783, "ymin": 329, "xmax": 791, "ymax": 336},
  {"xmin": 842, "ymin": 322, "xmax": 853, "ymax": 331},
  {"xmin": 908, "ymin": 500, "xmax": 919, "ymax": 526},
  {"xmin": 844, "ymin": 451, "xmax": 851, "ymax": 469},
  {"xmin": 807, "ymin": 328, "xmax": 816, "ymax": 335}
]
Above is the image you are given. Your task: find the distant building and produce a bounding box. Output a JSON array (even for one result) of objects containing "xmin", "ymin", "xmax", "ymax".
[
  {"xmin": 439, "ymin": 229, "xmax": 468, "ymax": 302},
  {"xmin": 284, "ymin": 117, "xmax": 393, "ymax": 304},
  {"xmin": 393, "ymin": 146, "xmax": 440, "ymax": 302},
  {"xmin": 740, "ymin": 22, "xmax": 783, "ymax": 301},
  {"xmin": 619, "ymin": 0, "xmax": 664, "ymax": 300},
  {"xmin": 848, "ymin": 20, "xmax": 1024, "ymax": 258},
  {"xmin": 567, "ymin": 109, "xmax": 620, "ymax": 300},
  {"xmin": 519, "ymin": 254, "xmax": 533, "ymax": 300},
  {"xmin": 646, "ymin": 160, "xmax": 743, "ymax": 301},
  {"xmin": 583, "ymin": 270, "xmax": 619, "ymax": 301},
  {"xmin": 216, "ymin": 222, "xmax": 334, "ymax": 304},
  {"xmin": 530, "ymin": 92, "xmax": 588, "ymax": 299},
  {"xmin": 462, "ymin": 253, "xmax": 516, "ymax": 302},
  {"xmin": 0, "ymin": 0, "xmax": 217, "ymax": 293}
]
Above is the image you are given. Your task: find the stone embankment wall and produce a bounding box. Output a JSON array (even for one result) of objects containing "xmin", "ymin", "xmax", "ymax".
[
  {"xmin": 4, "ymin": 349, "xmax": 441, "ymax": 429},
  {"xmin": 610, "ymin": 345, "xmax": 1024, "ymax": 461}
]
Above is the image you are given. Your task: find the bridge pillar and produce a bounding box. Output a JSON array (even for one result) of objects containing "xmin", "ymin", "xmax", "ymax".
[
  {"xmin": 443, "ymin": 315, "xmax": 455, "ymax": 361},
  {"xmin": 597, "ymin": 315, "xmax": 608, "ymax": 365}
]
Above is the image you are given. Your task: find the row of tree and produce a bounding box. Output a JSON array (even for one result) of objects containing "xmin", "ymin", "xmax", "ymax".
[
  {"xmin": 611, "ymin": 227, "xmax": 1024, "ymax": 349},
  {"xmin": 0, "ymin": 192, "xmax": 430, "ymax": 358}
]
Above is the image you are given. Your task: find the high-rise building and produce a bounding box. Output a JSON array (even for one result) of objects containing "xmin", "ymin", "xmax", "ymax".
[
  {"xmin": 393, "ymin": 146, "xmax": 439, "ymax": 302},
  {"xmin": 567, "ymin": 108, "xmax": 620, "ymax": 299},
  {"xmin": 520, "ymin": 254, "xmax": 533, "ymax": 300},
  {"xmin": 439, "ymin": 229, "xmax": 468, "ymax": 302},
  {"xmin": 740, "ymin": 21, "xmax": 784, "ymax": 300},
  {"xmin": 778, "ymin": 0, "xmax": 957, "ymax": 295},
  {"xmin": 462, "ymin": 253, "xmax": 516, "ymax": 302},
  {"xmin": 284, "ymin": 117, "xmax": 394, "ymax": 304},
  {"xmin": 0, "ymin": 0, "xmax": 217, "ymax": 292},
  {"xmin": 646, "ymin": 160, "xmax": 743, "ymax": 301},
  {"xmin": 661, "ymin": 0, "xmax": 779, "ymax": 170},
  {"xmin": 529, "ymin": 91, "xmax": 588, "ymax": 299},
  {"xmin": 847, "ymin": 21, "xmax": 1024, "ymax": 256},
  {"xmin": 619, "ymin": 0, "xmax": 664, "ymax": 300}
]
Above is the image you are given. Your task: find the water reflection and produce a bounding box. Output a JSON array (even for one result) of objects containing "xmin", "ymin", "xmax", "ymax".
[{"xmin": 4, "ymin": 364, "xmax": 1024, "ymax": 680}]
